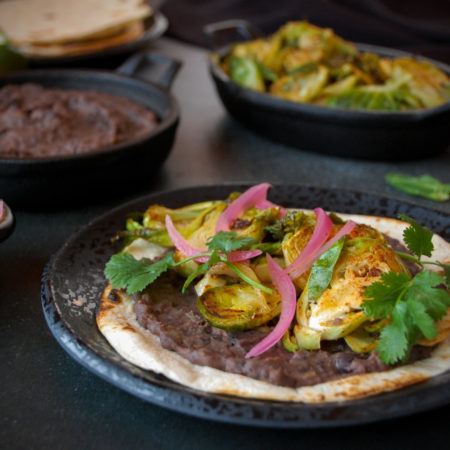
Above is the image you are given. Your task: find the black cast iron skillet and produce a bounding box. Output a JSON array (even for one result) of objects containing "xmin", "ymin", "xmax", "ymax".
[
  {"xmin": 0, "ymin": 51, "xmax": 181, "ymax": 209},
  {"xmin": 204, "ymin": 20, "xmax": 450, "ymax": 161}
]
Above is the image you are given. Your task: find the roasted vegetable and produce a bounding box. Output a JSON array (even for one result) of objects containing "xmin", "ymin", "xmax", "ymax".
[
  {"xmin": 229, "ymin": 57, "xmax": 265, "ymax": 91},
  {"xmin": 270, "ymin": 65, "xmax": 329, "ymax": 102},
  {"xmin": 219, "ymin": 20, "xmax": 450, "ymax": 110},
  {"xmin": 293, "ymin": 233, "xmax": 409, "ymax": 350},
  {"xmin": 326, "ymin": 78, "xmax": 422, "ymax": 111},
  {"xmin": 197, "ymin": 281, "xmax": 281, "ymax": 332}
]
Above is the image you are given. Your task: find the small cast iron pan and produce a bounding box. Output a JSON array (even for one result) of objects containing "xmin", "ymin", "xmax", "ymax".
[
  {"xmin": 0, "ymin": 51, "xmax": 181, "ymax": 209},
  {"xmin": 204, "ymin": 20, "xmax": 450, "ymax": 160},
  {"xmin": 27, "ymin": 11, "xmax": 168, "ymax": 67}
]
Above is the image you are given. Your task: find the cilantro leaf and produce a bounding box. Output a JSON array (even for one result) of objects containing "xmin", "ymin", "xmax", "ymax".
[
  {"xmin": 362, "ymin": 272, "xmax": 410, "ymax": 319},
  {"xmin": 207, "ymin": 231, "xmax": 256, "ymax": 253},
  {"xmin": 105, "ymin": 252, "xmax": 174, "ymax": 294},
  {"xmin": 406, "ymin": 298, "xmax": 437, "ymax": 340},
  {"xmin": 376, "ymin": 304, "xmax": 409, "ymax": 365},
  {"xmin": 406, "ymin": 270, "xmax": 449, "ymax": 318},
  {"xmin": 398, "ymin": 214, "xmax": 434, "ymax": 259},
  {"xmin": 364, "ymin": 269, "xmax": 449, "ymax": 364}
]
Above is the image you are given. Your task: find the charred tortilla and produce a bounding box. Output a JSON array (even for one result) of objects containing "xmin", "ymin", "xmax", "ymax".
[{"xmin": 96, "ymin": 213, "xmax": 450, "ymax": 402}]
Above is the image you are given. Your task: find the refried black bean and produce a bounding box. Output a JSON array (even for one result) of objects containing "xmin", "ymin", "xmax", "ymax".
[{"xmin": 134, "ymin": 271, "xmax": 432, "ymax": 388}]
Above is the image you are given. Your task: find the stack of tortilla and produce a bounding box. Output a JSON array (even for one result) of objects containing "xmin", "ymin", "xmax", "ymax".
[{"xmin": 0, "ymin": 0, "xmax": 153, "ymax": 57}]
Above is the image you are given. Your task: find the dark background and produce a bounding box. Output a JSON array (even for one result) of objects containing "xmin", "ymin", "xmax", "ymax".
[{"xmin": 162, "ymin": 0, "xmax": 450, "ymax": 63}]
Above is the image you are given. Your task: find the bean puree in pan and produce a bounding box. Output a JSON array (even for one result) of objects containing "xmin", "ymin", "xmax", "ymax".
[{"xmin": 0, "ymin": 83, "xmax": 158, "ymax": 157}]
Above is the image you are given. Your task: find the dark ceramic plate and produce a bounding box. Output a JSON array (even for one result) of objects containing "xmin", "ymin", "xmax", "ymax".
[{"xmin": 41, "ymin": 184, "xmax": 450, "ymax": 428}]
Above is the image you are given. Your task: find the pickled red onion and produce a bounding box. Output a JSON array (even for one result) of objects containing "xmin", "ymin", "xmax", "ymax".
[
  {"xmin": 285, "ymin": 208, "xmax": 333, "ymax": 275},
  {"xmin": 216, "ymin": 183, "xmax": 285, "ymax": 232},
  {"xmin": 165, "ymin": 215, "xmax": 205, "ymax": 260},
  {"xmin": 288, "ymin": 220, "xmax": 356, "ymax": 279},
  {"xmin": 165, "ymin": 215, "xmax": 262, "ymax": 263},
  {"xmin": 246, "ymin": 254, "xmax": 297, "ymax": 358}
]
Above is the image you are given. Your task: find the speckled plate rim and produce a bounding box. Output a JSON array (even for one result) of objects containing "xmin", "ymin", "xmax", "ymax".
[{"xmin": 41, "ymin": 183, "xmax": 450, "ymax": 428}]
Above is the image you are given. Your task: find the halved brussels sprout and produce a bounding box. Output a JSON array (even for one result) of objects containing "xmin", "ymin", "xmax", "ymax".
[
  {"xmin": 270, "ymin": 65, "xmax": 329, "ymax": 102},
  {"xmin": 232, "ymin": 206, "xmax": 282, "ymax": 242},
  {"xmin": 344, "ymin": 326, "xmax": 378, "ymax": 353},
  {"xmin": 252, "ymin": 256, "xmax": 285, "ymax": 283},
  {"xmin": 326, "ymin": 79, "xmax": 422, "ymax": 111},
  {"xmin": 321, "ymin": 74, "xmax": 359, "ymax": 96},
  {"xmin": 282, "ymin": 329, "xmax": 300, "ymax": 352},
  {"xmin": 391, "ymin": 58, "xmax": 450, "ymax": 108},
  {"xmin": 294, "ymin": 324, "xmax": 322, "ymax": 350},
  {"xmin": 197, "ymin": 282, "xmax": 281, "ymax": 332},
  {"xmin": 319, "ymin": 312, "xmax": 367, "ymax": 340},
  {"xmin": 293, "ymin": 232, "xmax": 409, "ymax": 348},
  {"xmin": 121, "ymin": 201, "xmax": 223, "ymax": 247},
  {"xmin": 229, "ymin": 57, "xmax": 265, "ymax": 92},
  {"xmin": 194, "ymin": 262, "xmax": 259, "ymax": 297}
]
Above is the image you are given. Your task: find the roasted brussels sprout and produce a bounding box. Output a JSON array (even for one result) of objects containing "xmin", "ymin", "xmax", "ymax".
[
  {"xmin": 219, "ymin": 20, "xmax": 449, "ymax": 110},
  {"xmin": 293, "ymin": 233, "xmax": 410, "ymax": 350},
  {"xmin": 270, "ymin": 65, "xmax": 329, "ymax": 102},
  {"xmin": 326, "ymin": 82, "xmax": 422, "ymax": 111},
  {"xmin": 229, "ymin": 57, "xmax": 265, "ymax": 92},
  {"xmin": 197, "ymin": 282, "xmax": 281, "ymax": 332}
]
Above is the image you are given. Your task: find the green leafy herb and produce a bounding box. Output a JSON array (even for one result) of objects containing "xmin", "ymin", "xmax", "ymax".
[
  {"xmin": 206, "ymin": 231, "xmax": 256, "ymax": 253},
  {"xmin": 362, "ymin": 272, "xmax": 410, "ymax": 319},
  {"xmin": 386, "ymin": 173, "xmax": 450, "ymax": 202},
  {"xmin": 105, "ymin": 252, "xmax": 175, "ymax": 295},
  {"xmin": 104, "ymin": 231, "xmax": 272, "ymax": 296},
  {"xmin": 362, "ymin": 216, "xmax": 450, "ymax": 364},
  {"xmin": 399, "ymin": 214, "xmax": 434, "ymax": 258}
]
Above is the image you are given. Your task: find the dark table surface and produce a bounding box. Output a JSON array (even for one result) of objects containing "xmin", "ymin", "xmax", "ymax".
[{"xmin": 1, "ymin": 37, "xmax": 450, "ymax": 449}]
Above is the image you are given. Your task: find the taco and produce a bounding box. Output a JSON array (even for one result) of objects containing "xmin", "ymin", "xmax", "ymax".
[{"xmin": 97, "ymin": 184, "xmax": 450, "ymax": 402}]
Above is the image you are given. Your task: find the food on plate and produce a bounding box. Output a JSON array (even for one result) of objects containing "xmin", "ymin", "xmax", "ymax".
[
  {"xmin": 0, "ymin": 83, "xmax": 158, "ymax": 158},
  {"xmin": 0, "ymin": 0, "xmax": 152, "ymax": 58},
  {"xmin": 218, "ymin": 21, "xmax": 450, "ymax": 111},
  {"xmin": 97, "ymin": 183, "xmax": 450, "ymax": 402}
]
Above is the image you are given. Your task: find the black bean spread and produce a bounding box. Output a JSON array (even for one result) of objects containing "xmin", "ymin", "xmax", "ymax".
[
  {"xmin": 0, "ymin": 83, "xmax": 158, "ymax": 157},
  {"xmin": 134, "ymin": 271, "xmax": 431, "ymax": 389}
]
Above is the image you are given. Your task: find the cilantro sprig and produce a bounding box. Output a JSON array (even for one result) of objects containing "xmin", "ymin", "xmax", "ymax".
[
  {"xmin": 362, "ymin": 215, "xmax": 450, "ymax": 364},
  {"xmin": 105, "ymin": 231, "xmax": 273, "ymax": 296}
]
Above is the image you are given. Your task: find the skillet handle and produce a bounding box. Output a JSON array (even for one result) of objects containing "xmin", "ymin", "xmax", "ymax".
[
  {"xmin": 203, "ymin": 20, "xmax": 263, "ymax": 50},
  {"xmin": 116, "ymin": 51, "xmax": 182, "ymax": 90}
]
